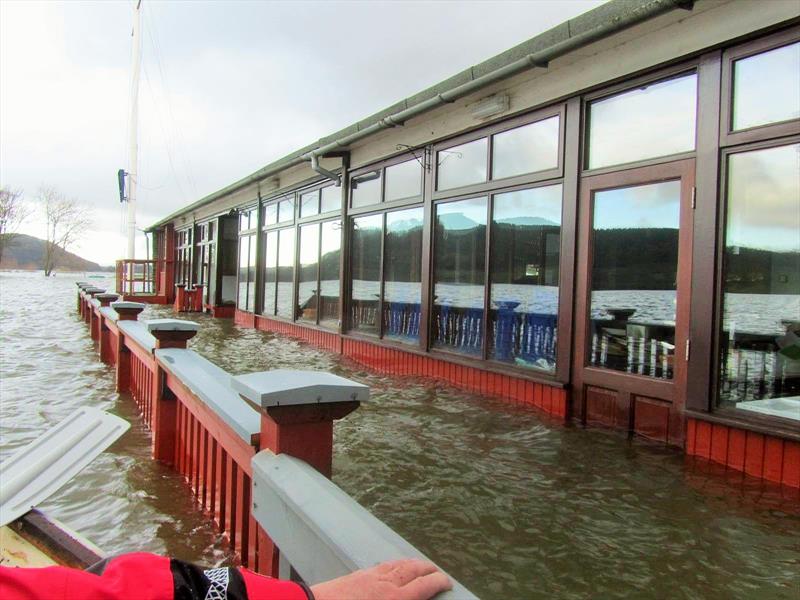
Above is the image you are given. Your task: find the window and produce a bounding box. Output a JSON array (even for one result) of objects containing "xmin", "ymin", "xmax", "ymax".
[
  {"xmin": 264, "ymin": 203, "xmax": 278, "ymax": 226},
  {"xmin": 587, "ymin": 73, "xmax": 697, "ymax": 169},
  {"xmin": 432, "ymin": 197, "xmax": 487, "ymax": 355},
  {"xmin": 718, "ymin": 143, "xmax": 800, "ymax": 421},
  {"xmin": 278, "ymin": 197, "xmax": 295, "ymax": 223},
  {"xmin": 320, "ymin": 185, "xmax": 340, "ymax": 214},
  {"xmin": 437, "ymin": 139, "xmax": 488, "ymax": 191},
  {"xmin": 732, "ymin": 42, "xmax": 800, "ymax": 131},
  {"xmin": 492, "ymin": 116, "xmax": 560, "ymax": 180},
  {"xmin": 276, "ymin": 228, "xmax": 295, "ymax": 318},
  {"xmin": 262, "ymin": 231, "xmax": 278, "ymax": 315},
  {"xmin": 385, "ymin": 159, "xmax": 423, "ymax": 202},
  {"xmin": 319, "ymin": 220, "xmax": 341, "ymax": 329},
  {"xmin": 589, "ymin": 180, "xmax": 680, "ymax": 378},
  {"xmin": 350, "ymin": 214, "xmax": 382, "ymax": 334},
  {"xmin": 351, "ymin": 172, "xmax": 382, "ymax": 208},
  {"xmin": 297, "ymin": 224, "xmax": 320, "ymax": 322},
  {"xmin": 384, "ymin": 208, "xmax": 424, "ymax": 343},
  {"xmin": 300, "ymin": 190, "xmax": 319, "ymax": 219},
  {"xmin": 488, "ymin": 185, "xmax": 562, "ymax": 370},
  {"xmin": 237, "ymin": 235, "xmax": 257, "ymax": 312}
]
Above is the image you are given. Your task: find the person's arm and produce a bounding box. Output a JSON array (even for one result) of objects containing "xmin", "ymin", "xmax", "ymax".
[{"xmin": 311, "ymin": 559, "xmax": 453, "ymax": 600}]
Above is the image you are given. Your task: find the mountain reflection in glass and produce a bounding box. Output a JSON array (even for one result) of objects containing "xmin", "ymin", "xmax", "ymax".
[
  {"xmin": 384, "ymin": 208, "xmax": 423, "ymax": 343},
  {"xmin": 588, "ymin": 74, "xmax": 697, "ymax": 170},
  {"xmin": 437, "ymin": 139, "xmax": 488, "ymax": 190},
  {"xmin": 319, "ymin": 220, "xmax": 341, "ymax": 329},
  {"xmin": 433, "ymin": 197, "xmax": 487, "ymax": 354},
  {"xmin": 719, "ymin": 143, "xmax": 800, "ymax": 421},
  {"xmin": 492, "ymin": 116, "xmax": 560, "ymax": 180},
  {"xmin": 262, "ymin": 231, "xmax": 277, "ymax": 315},
  {"xmin": 351, "ymin": 214, "xmax": 382, "ymax": 334},
  {"xmin": 276, "ymin": 228, "xmax": 295, "ymax": 318},
  {"xmin": 489, "ymin": 185, "xmax": 561, "ymax": 370},
  {"xmin": 590, "ymin": 180, "xmax": 680, "ymax": 378},
  {"xmin": 297, "ymin": 224, "xmax": 319, "ymax": 322}
]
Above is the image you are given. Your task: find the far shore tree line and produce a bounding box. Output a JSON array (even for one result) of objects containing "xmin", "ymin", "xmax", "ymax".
[{"xmin": 0, "ymin": 185, "xmax": 92, "ymax": 276}]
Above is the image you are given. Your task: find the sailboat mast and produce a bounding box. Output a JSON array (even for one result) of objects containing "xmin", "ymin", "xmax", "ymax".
[{"xmin": 127, "ymin": 0, "xmax": 142, "ymax": 260}]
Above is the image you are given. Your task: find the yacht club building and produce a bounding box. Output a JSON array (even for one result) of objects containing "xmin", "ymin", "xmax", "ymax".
[{"xmin": 132, "ymin": 0, "xmax": 800, "ymax": 488}]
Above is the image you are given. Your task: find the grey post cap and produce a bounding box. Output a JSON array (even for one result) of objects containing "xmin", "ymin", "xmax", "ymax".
[
  {"xmin": 96, "ymin": 293, "xmax": 119, "ymax": 300},
  {"xmin": 146, "ymin": 318, "xmax": 200, "ymax": 332},
  {"xmin": 231, "ymin": 370, "xmax": 369, "ymax": 408},
  {"xmin": 111, "ymin": 301, "xmax": 146, "ymax": 310}
]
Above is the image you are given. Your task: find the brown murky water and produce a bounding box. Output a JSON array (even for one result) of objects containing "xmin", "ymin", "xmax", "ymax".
[{"xmin": 1, "ymin": 271, "xmax": 798, "ymax": 599}]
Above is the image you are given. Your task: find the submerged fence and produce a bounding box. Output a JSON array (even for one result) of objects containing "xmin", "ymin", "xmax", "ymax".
[{"xmin": 76, "ymin": 282, "xmax": 476, "ymax": 598}]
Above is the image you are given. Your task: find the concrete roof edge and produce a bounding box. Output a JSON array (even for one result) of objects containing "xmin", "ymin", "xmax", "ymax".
[{"xmin": 146, "ymin": 0, "xmax": 680, "ymax": 231}]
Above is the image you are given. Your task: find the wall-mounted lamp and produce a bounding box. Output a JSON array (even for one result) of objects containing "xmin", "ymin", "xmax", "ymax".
[{"xmin": 469, "ymin": 93, "xmax": 510, "ymax": 120}]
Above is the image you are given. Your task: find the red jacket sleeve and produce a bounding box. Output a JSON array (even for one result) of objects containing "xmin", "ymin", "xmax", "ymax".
[{"xmin": 0, "ymin": 552, "xmax": 310, "ymax": 600}]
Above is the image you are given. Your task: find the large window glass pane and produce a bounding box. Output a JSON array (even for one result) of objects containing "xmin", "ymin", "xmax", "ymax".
[
  {"xmin": 589, "ymin": 181, "xmax": 680, "ymax": 378},
  {"xmin": 733, "ymin": 42, "xmax": 800, "ymax": 131},
  {"xmin": 350, "ymin": 214, "xmax": 382, "ymax": 334},
  {"xmin": 432, "ymin": 197, "xmax": 487, "ymax": 354},
  {"xmin": 351, "ymin": 172, "xmax": 382, "ymax": 208},
  {"xmin": 319, "ymin": 220, "xmax": 341, "ymax": 329},
  {"xmin": 492, "ymin": 116, "xmax": 560, "ymax": 180},
  {"xmin": 278, "ymin": 198, "xmax": 294, "ymax": 223},
  {"xmin": 247, "ymin": 233, "xmax": 257, "ymax": 311},
  {"xmin": 263, "ymin": 231, "xmax": 278, "ymax": 315},
  {"xmin": 297, "ymin": 224, "xmax": 319, "ymax": 322},
  {"xmin": 237, "ymin": 236, "xmax": 250, "ymax": 311},
  {"xmin": 489, "ymin": 185, "xmax": 562, "ymax": 370},
  {"xmin": 320, "ymin": 185, "xmax": 340, "ymax": 214},
  {"xmin": 719, "ymin": 144, "xmax": 800, "ymax": 421},
  {"xmin": 264, "ymin": 203, "xmax": 278, "ymax": 226},
  {"xmin": 437, "ymin": 138, "xmax": 488, "ymax": 190},
  {"xmin": 300, "ymin": 190, "xmax": 319, "ymax": 219},
  {"xmin": 384, "ymin": 208, "xmax": 424, "ymax": 343},
  {"xmin": 385, "ymin": 159, "xmax": 422, "ymax": 202},
  {"xmin": 588, "ymin": 74, "xmax": 697, "ymax": 169},
  {"xmin": 276, "ymin": 228, "xmax": 295, "ymax": 318}
]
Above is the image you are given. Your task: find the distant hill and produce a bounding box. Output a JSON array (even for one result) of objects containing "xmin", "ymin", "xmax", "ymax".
[{"xmin": 0, "ymin": 234, "xmax": 113, "ymax": 272}]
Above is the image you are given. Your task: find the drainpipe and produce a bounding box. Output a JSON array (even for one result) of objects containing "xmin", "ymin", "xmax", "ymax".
[
  {"xmin": 302, "ymin": 0, "xmax": 692, "ymax": 164},
  {"xmin": 310, "ymin": 154, "xmax": 342, "ymax": 186}
]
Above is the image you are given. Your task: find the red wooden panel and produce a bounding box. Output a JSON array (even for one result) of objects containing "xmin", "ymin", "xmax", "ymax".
[
  {"xmin": 727, "ymin": 427, "xmax": 747, "ymax": 471},
  {"xmin": 686, "ymin": 419, "xmax": 697, "ymax": 454},
  {"xmin": 694, "ymin": 420, "xmax": 712, "ymax": 459},
  {"xmin": 208, "ymin": 437, "xmax": 217, "ymax": 516},
  {"xmin": 782, "ymin": 441, "xmax": 800, "ymax": 489},
  {"xmin": 233, "ymin": 467, "xmax": 246, "ymax": 559},
  {"xmin": 710, "ymin": 424, "xmax": 729, "ymax": 465},
  {"xmin": 216, "ymin": 446, "xmax": 228, "ymax": 531},
  {"xmin": 542, "ymin": 386, "xmax": 552, "ymax": 414},
  {"xmin": 247, "ymin": 512, "xmax": 258, "ymax": 571},
  {"xmin": 744, "ymin": 431, "xmax": 765, "ymax": 479},
  {"xmin": 763, "ymin": 437, "xmax": 784, "ymax": 484},
  {"xmin": 225, "ymin": 456, "xmax": 237, "ymax": 544},
  {"xmin": 199, "ymin": 429, "xmax": 208, "ymax": 510}
]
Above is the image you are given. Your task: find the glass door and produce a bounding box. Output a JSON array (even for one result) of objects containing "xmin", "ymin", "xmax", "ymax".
[{"xmin": 572, "ymin": 160, "xmax": 694, "ymax": 444}]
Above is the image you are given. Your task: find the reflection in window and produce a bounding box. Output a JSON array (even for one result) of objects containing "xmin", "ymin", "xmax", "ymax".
[
  {"xmin": 297, "ymin": 224, "xmax": 319, "ymax": 322},
  {"xmin": 384, "ymin": 208, "xmax": 423, "ymax": 343},
  {"xmin": 237, "ymin": 236, "xmax": 249, "ymax": 310},
  {"xmin": 351, "ymin": 214, "xmax": 382, "ymax": 334},
  {"xmin": 300, "ymin": 190, "xmax": 319, "ymax": 219},
  {"xmin": 492, "ymin": 116, "xmax": 560, "ymax": 180},
  {"xmin": 733, "ymin": 42, "xmax": 800, "ymax": 131},
  {"xmin": 489, "ymin": 185, "xmax": 562, "ymax": 370},
  {"xmin": 719, "ymin": 144, "xmax": 800, "ymax": 421},
  {"xmin": 278, "ymin": 198, "xmax": 294, "ymax": 223},
  {"xmin": 276, "ymin": 228, "xmax": 295, "ymax": 318},
  {"xmin": 432, "ymin": 197, "xmax": 487, "ymax": 354},
  {"xmin": 351, "ymin": 172, "xmax": 381, "ymax": 208},
  {"xmin": 590, "ymin": 180, "xmax": 680, "ymax": 378},
  {"xmin": 247, "ymin": 233, "xmax": 257, "ymax": 310},
  {"xmin": 437, "ymin": 138, "xmax": 488, "ymax": 190},
  {"xmin": 320, "ymin": 185, "xmax": 340, "ymax": 213},
  {"xmin": 385, "ymin": 159, "xmax": 422, "ymax": 202},
  {"xmin": 262, "ymin": 231, "xmax": 278, "ymax": 315},
  {"xmin": 264, "ymin": 203, "xmax": 278, "ymax": 226},
  {"xmin": 319, "ymin": 220, "xmax": 341, "ymax": 329},
  {"xmin": 588, "ymin": 74, "xmax": 697, "ymax": 169}
]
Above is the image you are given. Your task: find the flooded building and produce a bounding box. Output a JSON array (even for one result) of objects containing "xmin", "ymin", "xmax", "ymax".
[{"xmin": 130, "ymin": 0, "xmax": 800, "ymax": 488}]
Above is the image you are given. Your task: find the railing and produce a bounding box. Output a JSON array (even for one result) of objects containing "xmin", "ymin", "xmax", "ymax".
[
  {"xmin": 75, "ymin": 282, "xmax": 477, "ymax": 596},
  {"xmin": 116, "ymin": 259, "xmax": 157, "ymax": 296}
]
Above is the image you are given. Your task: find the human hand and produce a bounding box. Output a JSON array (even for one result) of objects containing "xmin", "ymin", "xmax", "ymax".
[{"xmin": 310, "ymin": 559, "xmax": 453, "ymax": 600}]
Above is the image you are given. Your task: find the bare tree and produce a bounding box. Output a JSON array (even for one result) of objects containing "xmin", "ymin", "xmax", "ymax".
[
  {"xmin": 0, "ymin": 187, "xmax": 30, "ymax": 264},
  {"xmin": 38, "ymin": 186, "xmax": 92, "ymax": 276}
]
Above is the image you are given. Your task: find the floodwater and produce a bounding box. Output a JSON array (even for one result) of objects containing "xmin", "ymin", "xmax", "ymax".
[{"xmin": 1, "ymin": 271, "xmax": 798, "ymax": 599}]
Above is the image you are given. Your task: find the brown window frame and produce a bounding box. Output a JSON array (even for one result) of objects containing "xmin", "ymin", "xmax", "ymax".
[
  {"xmin": 719, "ymin": 26, "xmax": 800, "ymax": 148},
  {"xmin": 349, "ymin": 150, "xmax": 426, "ymax": 214}
]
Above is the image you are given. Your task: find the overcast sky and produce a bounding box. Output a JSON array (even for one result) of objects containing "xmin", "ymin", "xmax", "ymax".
[{"xmin": 0, "ymin": 0, "xmax": 604, "ymax": 266}]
